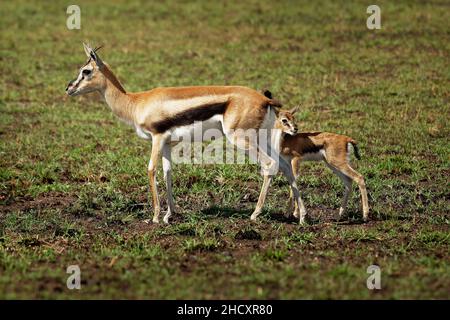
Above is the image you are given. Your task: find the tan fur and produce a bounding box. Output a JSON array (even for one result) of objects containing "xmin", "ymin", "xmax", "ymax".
[
  {"xmin": 68, "ymin": 64, "xmax": 276, "ymax": 134},
  {"xmin": 275, "ymin": 110, "xmax": 369, "ymax": 221},
  {"xmin": 67, "ymin": 44, "xmax": 305, "ymax": 223}
]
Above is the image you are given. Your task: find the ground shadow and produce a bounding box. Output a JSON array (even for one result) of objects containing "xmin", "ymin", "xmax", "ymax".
[
  {"xmin": 201, "ymin": 205, "xmax": 300, "ymax": 224},
  {"xmin": 183, "ymin": 204, "xmax": 405, "ymax": 226},
  {"xmin": 201, "ymin": 205, "xmax": 253, "ymax": 219}
]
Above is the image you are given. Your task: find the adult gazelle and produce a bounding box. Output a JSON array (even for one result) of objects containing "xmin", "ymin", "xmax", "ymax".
[{"xmin": 66, "ymin": 43, "xmax": 307, "ymax": 224}]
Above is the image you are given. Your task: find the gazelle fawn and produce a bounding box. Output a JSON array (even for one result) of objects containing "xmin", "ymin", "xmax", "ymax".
[
  {"xmin": 66, "ymin": 43, "xmax": 307, "ymax": 224},
  {"xmin": 276, "ymin": 109, "xmax": 369, "ymax": 221}
]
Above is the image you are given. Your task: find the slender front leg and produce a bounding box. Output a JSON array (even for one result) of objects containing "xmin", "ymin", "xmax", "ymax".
[
  {"xmin": 288, "ymin": 157, "xmax": 300, "ymax": 212},
  {"xmin": 148, "ymin": 135, "xmax": 163, "ymax": 223},
  {"xmin": 162, "ymin": 143, "xmax": 175, "ymax": 224},
  {"xmin": 278, "ymin": 155, "xmax": 306, "ymax": 224}
]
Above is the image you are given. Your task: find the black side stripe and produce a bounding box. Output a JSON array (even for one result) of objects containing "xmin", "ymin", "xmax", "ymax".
[
  {"xmin": 301, "ymin": 144, "xmax": 324, "ymax": 154},
  {"xmin": 284, "ymin": 134, "xmax": 324, "ymax": 154},
  {"xmin": 151, "ymin": 101, "xmax": 228, "ymax": 134}
]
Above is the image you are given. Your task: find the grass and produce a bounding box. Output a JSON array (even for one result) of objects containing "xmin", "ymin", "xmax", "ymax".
[{"xmin": 0, "ymin": 0, "xmax": 449, "ymax": 299}]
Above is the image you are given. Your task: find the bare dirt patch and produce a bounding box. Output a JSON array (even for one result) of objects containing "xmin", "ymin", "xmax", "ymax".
[{"xmin": 0, "ymin": 192, "xmax": 76, "ymax": 214}]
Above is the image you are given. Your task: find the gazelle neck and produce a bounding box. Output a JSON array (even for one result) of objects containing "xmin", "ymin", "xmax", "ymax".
[{"xmin": 100, "ymin": 66, "xmax": 135, "ymax": 125}]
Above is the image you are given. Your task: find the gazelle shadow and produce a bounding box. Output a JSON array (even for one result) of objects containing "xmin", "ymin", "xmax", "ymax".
[
  {"xmin": 198, "ymin": 205, "xmax": 385, "ymax": 226},
  {"xmin": 201, "ymin": 205, "xmax": 301, "ymax": 224},
  {"xmin": 201, "ymin": 205, "xmax": 252, "ymax": 219}
]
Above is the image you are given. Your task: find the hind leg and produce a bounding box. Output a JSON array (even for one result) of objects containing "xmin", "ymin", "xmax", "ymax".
[
  {"xmin": 224, "ymin": 130, "xmax": 273, "ymax": 221},
  {"xmin": 243, "ymin": 141, "xmax": 305, "ymax": 223},
  {"xmin": 262, "ymin": 138, "xmax": 306, "ymax": 222},
  {"xmin": 339, "ymin": 177, "xmax": 352, "ymax": 218},
  {"xmin": 223, "ymin": 112, "xmax": 306, "ymax": 223},
  {"xmin": 288, "ymin": 157, "xmax": 300, "ymax": 213},
  {"xmin": 271, "ymin": 150, "xmax": 306, "ymax": 223},
  {"xmin": 249, "ymin": 142, "xmax": 277, "ymax": 221},
  {"xmin": 250, "ymin": 170, "xmax": 272, "ymax": 221},
  {"xmin": 333, "ymin": 164, "xmax": 369, "ymax": 221},
  {"xmin": 327, "ymin": 164, "xmax": 353, "ymax": 218}
]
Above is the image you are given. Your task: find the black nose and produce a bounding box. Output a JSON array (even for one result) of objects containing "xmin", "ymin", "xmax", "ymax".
[
  {"xmin": 66, "ymin": 80, "xmax": 75, "ymax": 91},
  {"xmin": 293, "ymin": 128, "xmax": 298, "ymax": 133}
]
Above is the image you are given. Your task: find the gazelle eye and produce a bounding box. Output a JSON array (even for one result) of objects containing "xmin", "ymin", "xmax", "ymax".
[
  {"xmin": 82, "ymin": 69, "xmax": 92, "ymax": 76},
  {"xmin": 281, "ymin": 119, "xmax": 288, "ymax": 124}
]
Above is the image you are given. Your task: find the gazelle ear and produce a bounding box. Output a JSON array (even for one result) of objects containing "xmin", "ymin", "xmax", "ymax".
[
  {"xmin": 83, "ymin": 42, "xmax": 91, "ymax": 58},
  {"xmin": 82, "ymin": 42, "xmax": 104, "ymax": 67},
  {"xmin": 289, "ymin": 106, "xmax": 299, "ymax": 115}
]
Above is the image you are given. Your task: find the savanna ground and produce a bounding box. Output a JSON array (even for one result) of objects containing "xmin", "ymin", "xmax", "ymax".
[{"xmin": 0, "ymin": 0, "xmax": 449, "ymax": 299}]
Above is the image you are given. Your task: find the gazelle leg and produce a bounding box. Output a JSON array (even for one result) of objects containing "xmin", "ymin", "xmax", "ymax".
[
  {"xmin": 250, "ymin": 144, "xmax": 274, "ymax": 221},
  {"xmin": 336, "ymin": 164, "xmax": 369, "ymax": 221},
  {"xmin": 267, "ymin": 128, "xmax": 306, "ymax": 220},
  {"xmin": 226, "ymin": 130, "xmax": 305, "ymax": 224},
  {"xmin": 162, "ymin": 143, "xmax": 175, "ymax": 224},
  {"xmin": 326, "ymin": 163, "xmax": 353, "ymax": 218},
  {"xmin": 225, "ymin": 132, "xmax": 274, "ymax": 221},
  {"xmin": 264, "ymin": 142, "xmax": 306, "ymax": 223},
  {"xmin": 360, "ymin": 183, "xmax": 369, "ymax": 221},
  {"xmin": 251, "ymin": 172, "xmax": 272, "ymax": 221},
  {"xmin": 339, "ymin": 177, "xmax": 352, "ymax": 217},
  {"xmin": 279, "ymin": 156, "xmax": 306, "ymax": 223},
  {"xmin": 250, "ymin": 155, "xmax": 306, "ymax": 223},
  {"xmin": 288, "ymin": 188, "xmax": 294, "ymax": 212},
  {"xmin": 148, "ymin": 135, "xmax": 163, "ymax": 224},
  {"xmin": 249, "ymin": 143, "xmax": 286, "ymax": 221},
  {"xmin": 288, "ymin": 157, "xmax": 300, "ymax": 213}
]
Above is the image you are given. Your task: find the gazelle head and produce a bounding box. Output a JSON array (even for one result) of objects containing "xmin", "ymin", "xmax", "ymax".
[
  {"xmin": 66, "ymin": 43, "xmax": 107, "ymax": 96},
  {"xmin": 276, "ymin": 107, "xmax": 299, "ymax": 135}
]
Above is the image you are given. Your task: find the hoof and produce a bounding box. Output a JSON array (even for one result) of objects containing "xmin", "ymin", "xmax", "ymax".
[
  {"xmin": 163, "ymin": 210, "xmax": 174, "ymax": 224},
  {"xmin": 250, "ymin": 214, "xmax": 258, "ymax": 221},
  {"xmin": 298, "ymin": 212, "xmax": 307, "ymax": 225}
]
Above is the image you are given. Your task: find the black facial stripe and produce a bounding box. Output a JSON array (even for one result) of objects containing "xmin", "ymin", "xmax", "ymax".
[{"xmin": 151, "ymin": 102, "xmax": 228, "ymax": 134}]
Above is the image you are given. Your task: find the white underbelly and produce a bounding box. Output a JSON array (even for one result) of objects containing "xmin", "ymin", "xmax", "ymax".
[
  {"xmin": 170, "ymin": 114, "xmax": 224, "ymax": 142},
  {"xmin": 134, "ymin": 115, "xmax": 225, "ymax": 142}
]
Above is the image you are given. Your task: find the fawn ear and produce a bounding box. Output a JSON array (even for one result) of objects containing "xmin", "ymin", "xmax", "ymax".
[
  {"xmin": 263, "ymin": 89, "xmax": 273, "ymax": 99},
  {"xmin": 289, "ymin": 106, "xmax": 299, "ymax": 115}
]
